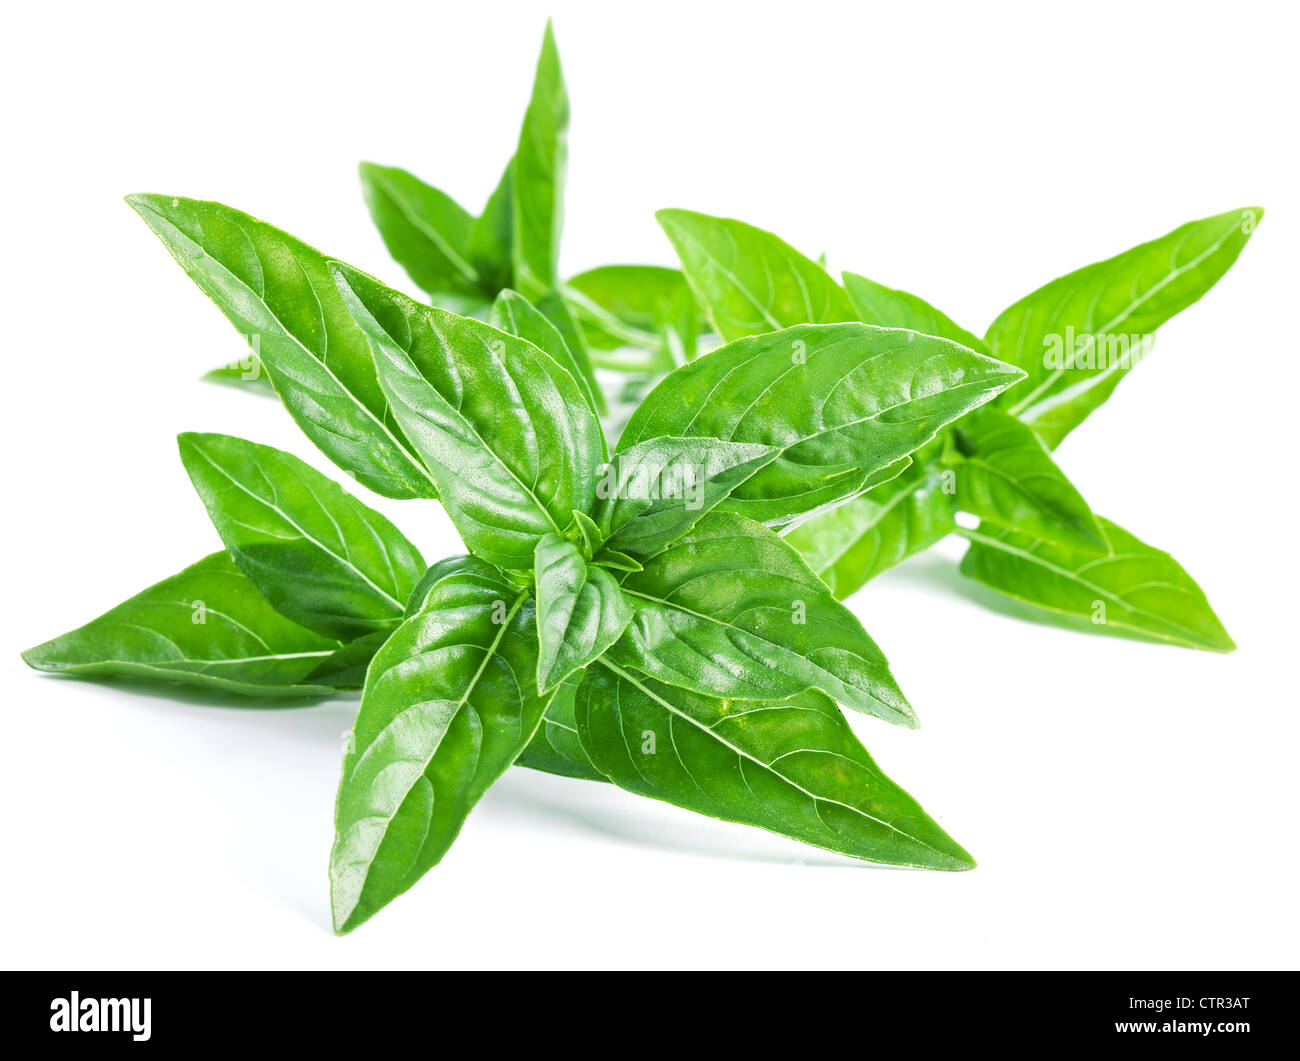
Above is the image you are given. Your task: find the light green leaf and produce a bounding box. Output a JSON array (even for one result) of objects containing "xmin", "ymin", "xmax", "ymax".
[
  {"xmin": 842, "ymin": 271, "xmax": 986, "ymax": 351},
  {"xmin": 595, "ymin": 436, "xmax": 778, "ymax": 555},
  {"xmin": 657, "ymin": 209, "xmax": 855, "ymax": 341},
  {"xmin": 786, "ymin": 456, "xmax": 956, "ymax": 599},
  {"xmin": 958, "ymin": 517, "xmax": 1235, "ymax": 651},
  {"xmin": 608, "ymin": 512, "xmax": 915, "ymax": 726},
  {"xmin": 620, "ymin": 322, "xmax": 1024, "ymax": 526},
  {"xmin": 491, "ymin": 289, "xmax": 602, "ymax": 420},
  {"xmin": 178, "ymin": 433, "xmax": 425, "ymax": 640},
  {"xmin": 23, "ymin": 552, "xmax": 341, "ymax": 697},
  {"xmin": 126, "ymin": 194, "xmax": 436, "ymax": 499},
  {"xmin": 947, "ymin": 407, "xmax": 1106, "ymax": 552},
  {"xmin": 577, "ymin": 663, "xmax": 973, "ymax": 869},
  {"xmin": 330, "ymin": 558, "xmax": 547, "ymax": 933},
  {"xmin": 510, "ymin": 21, "xmax": 568, "ymax": 300},
  {"xmin": 990, "ymin": 206, "xmax": 1263, "ymax": 448},
  {"xmin": 565, "ymin": 264, "xmax": 701, "ymax": 369},
  {"xmin": 333, "ymin": 265, "xmax": 604, "ymax": 570},
  {"xmin": 358, "ymin": 162, "xmax": 478, "ymax": 297},
  {"xmin": 534, "ymin": 534, "xmax": 633, "ymax": 693}
]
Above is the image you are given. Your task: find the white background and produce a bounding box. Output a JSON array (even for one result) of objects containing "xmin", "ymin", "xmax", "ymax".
[{"xmin": 2, "ymin": 0, "xmax": 1296, "ymax": 970}]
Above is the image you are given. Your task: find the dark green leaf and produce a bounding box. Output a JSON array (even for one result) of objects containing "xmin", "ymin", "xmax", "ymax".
[
  {"xmin": 126, "ymin": 194, "xmax": 436, "ymax": 499},
  {"xmin": 303, "ymin": 630, "xmax": 391, "ymax": 690},
  {"xmin": 358, "ymin": 162, "xmax": 478, "ymax": 297},
  {"xmin": 595, "ymin": 436, "xmax": 778, "ymax": 555},
  {"xmin": 333, "ymin": 265, "xmax": 604, "ymax": 570},
  {"xmin": 467, "ymin": 165, "xmax": 514, "ymax": 296},
  {"xmin": 23, "ymin": 552, "xmax": 341, "ymax": 697},
  {"xmin": 534, "ymin": 534, "xmax": 633, "ymax": 692},
  {"xmin": 515, "ymin": 672, "xmax": 606, "ymax": 781},
  {"xmin": 989, "ymin": 207, "xmax": 1263, "ymax": 448},
  {"xmin": 179, "ymin": 433, "xmax": 425, "ymax": 640},
  {"xmin": 577, "ymin": 663, "xmax": 973, "ymax": 869},
  {"xmin": 330, "ymin": 558, "xmax": 547, "ymax": 933},
  {"xmin": 620, "ymin": 323, "xmax": 1024, "ymax": 526},
  {"xmin": 534, "ymin": 289, "xmax": 605, "ymax": 415},
  {"xmin": 842, "ymin": 271, "xmax": 986, "ymax": 351},
  {"xmin": 947, "ymin": 407, "xmax": 1106, "ymax": 552},
  {"xmin": 958, "ymin": 517, "xmax": 1235, "ymax": 651},
  {"xmin": 657, "ymin": 209, "xmax": 855, "ymax": 341},
  {"xmin": 607, "ymin": 512, "xmax": 915, "ymax": 726}
]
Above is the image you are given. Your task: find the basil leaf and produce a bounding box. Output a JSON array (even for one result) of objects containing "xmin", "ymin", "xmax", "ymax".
[
  {"xmin": 358, "ymin": 162, "xmax": 479, "ymax": 297},
  {"xmin": 127, "ymin": 195, "xmax": 436, "ymax": 500},
  {"xmin": 334, "ymin": 265, "xmax": 604, "ymax": 571},
  {"xmin": 534, "ymin": 289, "xmax": 605, "ymax": 415},
  {"xmin": 958, "ymin": 518, "xmax": 1235, "ymax": 651},
  {"xmin": 947, "ymin": 407, "xmax": 1106, "ymax": 552},
  {"xmin": 515, "ymin": 672, "xmax": 606, "ymax": 781},
  {"xmin": 510, "ymin": 20, "xmax": 567, "ymax": 300},
  {"xmin": 657, "ymin": 209, "xmax": 855, "ymax": 341},
  {"xmin": 178, "ymin": 432, "xmax": 425, "ymax": 640},
  {"xmin": 23, "ymin": 552, "xmax": 341, "ymax": 697},
  {"xmin": 990, "ymin": 207, "xmax": 1263, "ymax": 448},
  {"xmin": 578, "ymin": 664, "xmax": 973, "ymax": 869},
  {"xmin": 467, "ymin": 165, "xmax": 514, "ymax": 296},
  {"xmin": 842, "ymin": 271, "xmax": 986, "ymax": 352},
  {"xmin": 608, "ymin": 512, "xmax": 915, "ymax": 726},
  {"xmin": 566, "ymin": 264, "xmax": 701, "ymax": 370},
  {"xmin": 491, "ymin": 289, "xmax": 602, "ymax": 420},
  {"xmin": 534, "ymin": 534, "xmax": 633, "ymax": 693},
  {"xmin": 595, "ymin": 436, "xmax": 779, "ymax": 555},
  {"xmin": 786, "ymin": 458, "xmax": 956, "ymax": 598},
  {"xmin": 331, "ymin": 558, "xmax": 547, "ymax": 933},
  {"xmin": 203, "ymin": 355, "xmax": 276, "ymax": 395},
  {"xmin": 620, "ymin": 323, "xmax": 1024, "ymax": 526},
  {"xmin": 303, "ymin": 630, "xmax": 392, "ymax": 690}
]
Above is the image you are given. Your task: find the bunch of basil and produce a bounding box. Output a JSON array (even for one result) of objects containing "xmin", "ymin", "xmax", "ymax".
[{"xmin": 23, "ymin": 24, "xmax": 1258, "ymax": 932}]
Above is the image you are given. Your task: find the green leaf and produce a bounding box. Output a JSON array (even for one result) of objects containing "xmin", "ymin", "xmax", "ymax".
[
  {"xmin": 515, "ymin": 672, "xmax": 606, "ymax": 781},
  {"xmin": 533, "ymin": 534, "xmax": 633, "ymax": 693},
  {"xmin": 358, "ymin": 162, "xmax": 479, "ymax": 297},
  {"xmin": 333, "ymin": 265, "xmax": 604, "ymax": 570},
  {"xmin": 467, "ymin": 165, "xmax": 514, "ymax": 296},
  {"xmin": 330, "ymin": 557, "xmax": 547, "ymax": 933},
  {"xmin": 534, "ymin": 289, "xmax": 605, "ymax": 415},
  {"xmin": 510, "ymin": 21, "xmax": 568, "ymax": 300},
  {"xmin": 620, "ymin": 322, "xmax": 1024, "ymax": 526},
  {"xmin": 303, "ymin": 630, "xmax": 392, "ymax": 690},
  {"xmin": 990, "ymin": 207, "xmax": 1263, "ymax": 448},
  {"xmin": 594, "ymin": 436, "xmax": 778, "ymax": 555},
  {"xmin": 946, "ymin": 407, "xmax": 1106, "ymax": 552},
  {"xmin": 490, "ymin": 289, "xmax": 602, "ymax": 420},
  {"xmin": 566, "ymin": 264, "xmax": 701, "ymax": 369},
  {"xmin": 657, "ymin": 209, "xmax": 855, "ymax": 341},
  {"xmin": 203, "ymin": 354, "xmax": 276, "ymax": 396},
  {"xmin": 23, "ymin": 552, "xmax": 341, "ymax": 697},
  {"xmin": 607, "ymin": 512, "xmax": 915, "ymax": 726},
  {"xmin": 842, "ymin": 271, "xmax": 986, "ymax": 351},
  {"xmin": 958, "ymin": 517, "xmax": 1235, "ymax": 651},
  {"xmin": 577, "ymin": 663, "xmax": 973, "ymax": 869},
  {"xmin": 178, "ymin": 432, "xmax": 425, "ymax": 640},
  {"xmin": 787, "ymin": 459, "xmax": 955, "ymax": 599},
  {"xmin": 126, "ymin": 194, "xmax": 436, "ymax": 499}
]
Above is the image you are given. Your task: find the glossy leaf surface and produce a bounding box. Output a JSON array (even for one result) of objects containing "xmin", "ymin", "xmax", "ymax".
[
  {"xmin": 330, "ymin": 557, "xmax": 546, "ymax": 932},
  {"xmin": 658, "ymin": 209, "xmax": 855, "ymax": 341},
  {"xmin": 608, "ymin": 513, "xmax": 915, "ymax": 725},
  {"xmin": 620, "ymin": 323, "xmax": 1024, "ymax": 526},
  {"xmin": 23, "ymin": 552, "xmax": 341, "ymax": 697},
  {"xmin": 515, "ymin": 673, "xmax": 605, "ymax": 780},
  {"xmin": 534, "ymin": 534, "xmax": 633, "ymax": 693},
  {"xmin": 334, "ymin": 266, "xmax": 603, "ymax": 570},
  {"xmin": 990, "ymin": 207, "xmax": 1263, "ymax": 448},
  {"xmin": 127, "ymin": 194, "xmax": 435, "ymax": 499},
  {"xmin": 179, "ymin": 432, "xmax": 424, "ymax": 640},
  {"xmin": 578, "ymin": 663, "xmax": 973, "ymax": 869},
  {"xmin": 491, "ymin": 289, "xmax": 601, "ymax": 420},
  {"xmin": 959, "ymin": 518, "xmax": 1235, "ymax": 651}
]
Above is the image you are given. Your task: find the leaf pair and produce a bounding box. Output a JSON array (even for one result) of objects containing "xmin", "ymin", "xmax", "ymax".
[{"xmin": 655, "ymin": 206, "xmax": 1258, "ymax": 651}]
